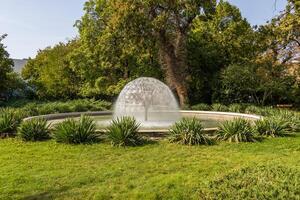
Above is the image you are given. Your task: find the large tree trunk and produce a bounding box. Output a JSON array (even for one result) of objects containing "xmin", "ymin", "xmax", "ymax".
[{"xmin": 158, "ymin": 30, "xmax": 189, "ymax": 107}]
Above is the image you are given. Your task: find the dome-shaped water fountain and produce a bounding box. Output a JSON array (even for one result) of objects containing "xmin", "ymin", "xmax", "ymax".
[{"xmin": 114, "ymin": 77, "xmax": 181, "ymax": 128}]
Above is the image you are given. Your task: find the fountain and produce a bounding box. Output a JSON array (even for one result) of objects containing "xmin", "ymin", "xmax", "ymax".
[
  {"xmin": 32, "ymin": 78, "xmax": 262, "ymax": 133},
  {"xmin": 113, "ymin": 77, "xmax": 181, "ymax": 128}
]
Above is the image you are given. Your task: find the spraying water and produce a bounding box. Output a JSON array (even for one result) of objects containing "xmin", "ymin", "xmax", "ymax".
[{"xmin": 114, "ymin": 77, "xmax": 181, "ymax": 128}]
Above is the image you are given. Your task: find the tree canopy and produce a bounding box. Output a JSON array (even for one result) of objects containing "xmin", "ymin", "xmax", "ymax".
[
  {"xmin": 0, "ymin": 34, "xmax": 21, "ymax": 99},
  {"xmin": 19, "ymin": 0, "xmax": 300, "ymax": 106}
]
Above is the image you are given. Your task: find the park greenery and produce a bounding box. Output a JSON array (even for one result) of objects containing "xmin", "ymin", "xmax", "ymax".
[
  {"xmin": 0, "ymin": 0, "xmax": 300, "ymax": 199},
  {"xmin": 0, "ymin": 0, "xmax": 299, "ymax": 107}
]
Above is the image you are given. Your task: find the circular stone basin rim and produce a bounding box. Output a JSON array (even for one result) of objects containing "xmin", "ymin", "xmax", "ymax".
[{"xmin": 23, "ymin": 110, "xmax": 262, "ymax": 133}]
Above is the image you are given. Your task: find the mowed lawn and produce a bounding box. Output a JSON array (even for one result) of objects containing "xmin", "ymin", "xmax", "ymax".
[{"xmin": 1, "ymin": 135, "xmax": 300, "ymax": 200}]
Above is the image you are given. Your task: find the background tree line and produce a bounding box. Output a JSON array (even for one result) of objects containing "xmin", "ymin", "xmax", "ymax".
[{"xmin": 1, "ymin": 0, "xmax": 299, "ymax": 106}]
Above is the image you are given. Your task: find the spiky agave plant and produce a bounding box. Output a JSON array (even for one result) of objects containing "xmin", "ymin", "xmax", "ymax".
[
  {"xmin": 244, "ymin": 105, "xmax": 261, "ymax": 115},
  {"xmin": 106, "ymin": 117, "xmax": 142, "ymax": 147},
  {"xmin": 169, "ymin": 118, "xmax": 214, "ymax": 145},
  {"xmin": 18, "ymin": 118, "xmax": 51, "ymax": 141},
  {"xmin": 275, "ymin": 110, "xmax": 300, "ymax": 132},
  {"xmin": 228, "ymin": 104, "xmax": 243, "ymax": 113},
  {"xmin": 53, "ymin": 115, "xmax": 98, "ymax": 144},
  {"xmin": 216, "ymin": 118, "xmax": 256, "ymax": 143},
  {"xmin": 255, "ymin": 117, "xmax": 289, "ymax": 137},
  {"xmin": 0, "ymin": 108, "xmax": 23, "ymax": 137}
]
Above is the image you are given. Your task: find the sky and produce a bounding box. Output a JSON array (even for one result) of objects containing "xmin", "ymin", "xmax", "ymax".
[{"xmin": 0, "ymin": 0, "xmax": 287, "ymax": 59}]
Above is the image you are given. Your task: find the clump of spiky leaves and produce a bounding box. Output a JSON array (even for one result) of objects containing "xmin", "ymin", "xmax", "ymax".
[
  {"xmin": 275, "ymin": 110, "xmax": 300, "ymax": 132},
  {"xmin": 211, "ymin": 103, "xmax": 228, "ymax": 112},
  {"xmin": 244, "ymin": 105, "xmax": 261, "ymax": 115},
  {"xmin": 228, "ymin": 104, "xmax": 244, "ymax": 113},
  {"xmin": 53, "ymin": 115, "xmax": 98, "ymax": 144},
  {"xmin": 255, "ymin": 117, "xmax": 289, "ymax": 137},
  {"xmin": 0, "ymin": 108, "xmax": 23, "ymax": 137},
  {"xmin": 169, "ymin": 118, "xmax": 215, "ymax": 145},
  {"xmin": 107, "ymin": 117, "xmax": 143, "ymax": 147},
  {"xmin": 216, "ymin": 118, "xmax": 256, "ymax": 143},
  {"xmin": 18, "ymin": 118, "xmax": 51, "ymax": 141},
  {"xmin": 191, "ymin": 103, "xmax": 211, "ymax": 111}
]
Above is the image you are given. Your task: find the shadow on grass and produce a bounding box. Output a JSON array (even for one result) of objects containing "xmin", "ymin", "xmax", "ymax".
[
  {"xmin": 22, "ymin": 186, "xmax": 70, "ymax": 200},
  {"xmin": 254, "ymin": 136, "xmax": 266, "ymax": 142},
  {"xmin": 283, "ymin": 133, "xmax": 297, "ymax": 138}
]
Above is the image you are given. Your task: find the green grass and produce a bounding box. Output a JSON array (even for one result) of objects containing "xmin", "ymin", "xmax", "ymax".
[{"xmin": 1, "ymin": 135, "xmax": 300, "ymax": 200}]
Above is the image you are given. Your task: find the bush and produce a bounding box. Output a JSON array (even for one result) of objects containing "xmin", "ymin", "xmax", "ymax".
[
  {"xmin": 0, "ymin": 108, "xmax": 22, "ymax": 137},
  {"xmin": 228, "ymin": 104, "xmax": 243, "ymax": 113},
  {"xmin": 244, "ymin": 105, "xmax": 261, "ymax": 115},
  {"xmin": 18, "ymin": 118, "xmax": 51, "ymax": 141},
  {"xmin": 18, "ymin": 99, "xmax": 111, "ymax": 116},
  {"xmin": 216, "ymin": 118, "xmax": 256, "ymax": 143},
  {"xmin": 255, "ymin": 117, "xmax": 289, "ymax": 137},
  {"xmin": 288, "ymin": 116, "xmax": 300, "ymax": 132},
  {"xmin": 199, "ymin": 165, "xmax": 300, "ymax": 199},
  {"xmin": 275, "ymin": 110, "xmax": 300, "ymax": 132},
  {"xmin": 53, "ymin": 115, "xmax": 98, "ymax": 144},
  {"xmin": 169, "ymin": 118, "xmax": 214, "ymax": 145},
  {"xmin": 107, "ymin": 117, "xmax": 142, "ymax": 147},
  {"xmin": 191, "ymin": 103, "xmax": 211, "ymax": 111},
  {"xmin": 211, "ymin": 103, "xmax": 228, "ymax": 112}
]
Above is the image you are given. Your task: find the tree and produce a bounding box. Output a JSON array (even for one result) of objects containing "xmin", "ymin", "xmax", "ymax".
[
  {"xmin": 77, "ymin": 0, "xmax": 217, "ymax": 106},
  {"xmin": 187, "ymin": 1, "xmax": 256, "ymax": 104},
  {"xmin": 257, "ymin": 0, "xmax": 300, "ymax": 65},
  {"xmin": 0, "ymin": 34, "xmax": 14, "ymax": 99},
  {"xmin": 22, "ymin": 41, "xmax": 81, "ymax": 99},
  {"xmin": 219, "ymin": 56, "xmax": 297, "ymax": 105}
]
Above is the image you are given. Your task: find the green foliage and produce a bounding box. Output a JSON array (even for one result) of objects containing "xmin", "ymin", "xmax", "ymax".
[
  {"xmin": 0, "ymin": 108, "xmax": 22, "ymax": 136},
  {"xmin": 218, "ymin": 61, "xmax": 296, "ymax": 105},
  {"xmin": 255, "ymin": 117, "xmax": 290, "ymax": 137},
  {"xmin": 228, "ymin": 104, "xmax": 244, "ymax": 113},
  {"xmin": 274, "ymin": 110, "xmax": 300, "ymax": 132},
  {"xmin": 216, "ymin": 118, "xmax": 256, "ymax": 143},
  {"xmin": 53, "ymin": 115, "xmax": 98, "ymax": 144},
  {"xmin": 106, "ymin": 117, "xmax": 142, "ymax": 147},
  {"xmin": 190, "ymin": 103, "xmax": 211, "ymax": 111},
  {"xmin": 188, "ymin": 1, "xmax": 256, "ymax": 104},
  {"xmin": 19, "ymin": 99, "xmax": 111, "ymax": 116},
  {"xmin": 244, "ymin": 105, "xmax": 262, "ymax": 115},
  {"xmin": 169, "ymin": 118, "xmax": 214, "ymax": 146},
  {"xmin": 211, "ymin": 103, "xmax": 228, "ymax": 112},
  {"xmin": 1, "ymin": 135, "xmax": 300, "ymax": 199},
  {"xmin": 17, "ymin": 118, "xmax": 51, "ymax": 141},
  {"xmin": 78, "ymin": 0, "xmax": 218, "ymax": 105},
  {"xmin": 199, "ymin": 165, "xmax": 300, "ymax": 199},
  {"xmin": 22, "ymin": 41, "xmax": 81, "ymax": 99},
  {"xmin": 0, "ymin": 34, "xmax": 24, "ymax": 99}
]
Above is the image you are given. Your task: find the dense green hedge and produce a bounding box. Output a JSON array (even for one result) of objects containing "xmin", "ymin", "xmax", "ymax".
[{"xmin": 1, "ymin": 99, "xmax": 111, "ymax": 116}]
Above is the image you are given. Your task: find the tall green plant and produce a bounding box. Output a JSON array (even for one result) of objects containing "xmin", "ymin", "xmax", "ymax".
[
  {"xmin": 107, "ymin": 117, "xmax": 142, "ymax": 147},
  {"xmin": 169, "ymin": 118, "xmax": 214, "ymax": 145},
  {"xmin": 255, "ymin": 117, "xmax": 289, "ymax": 137},
  {"xmin": 18, "ymin": 118, "xmax": 51, "ymax": 141},
  {"xmin": 53, "ymin": 115, "xmax": 98, "ymax": 144},
  {"xmin": 216, "ymin": 118, "xmax": 256, "ymax": 143},
  {"xmin": 0, "ymin": 108, "xmax": 22, "ymax": 137}
]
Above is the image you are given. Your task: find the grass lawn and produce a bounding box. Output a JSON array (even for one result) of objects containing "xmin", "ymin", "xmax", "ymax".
[{"xmin": 1, "ymin": 135, "xmax": 300, "ymax": 200}]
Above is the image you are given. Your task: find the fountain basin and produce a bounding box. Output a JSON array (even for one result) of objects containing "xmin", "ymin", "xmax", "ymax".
[{"xmin": 24, "ymin": 111, "xmax": 262, "ymax": 133}]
